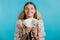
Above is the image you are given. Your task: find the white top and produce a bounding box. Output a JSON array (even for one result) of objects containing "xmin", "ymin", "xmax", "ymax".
[{"xmin": 14, "ymin": 19, "xmax": 46, "ymax": 40}]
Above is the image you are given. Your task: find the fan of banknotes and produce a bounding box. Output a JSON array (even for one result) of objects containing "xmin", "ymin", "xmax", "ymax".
[{"xmin": 23, "ymin": 18, "xmax": 38, "ymax": 28}]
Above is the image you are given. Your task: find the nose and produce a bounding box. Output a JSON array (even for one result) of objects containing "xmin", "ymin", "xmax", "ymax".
[{"xmin": 28, "ymin": 9, "xmax": 31, "ymax": 13}]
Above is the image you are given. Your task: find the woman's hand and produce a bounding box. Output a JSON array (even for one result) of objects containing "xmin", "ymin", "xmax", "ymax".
[
  {"xmin": 22, "ymin": 21, "xmax": 31, "ymax": 34},
  {"xmin": 21, "ymin": 27, "xmax": 31, "ymax": 40},
  {"xmin": 31, "ymin": 26, "xmax": 40, "ymax": 40},
  {"xmin": 25, "ymin": 27, "xmax": 31, "ymax": 35},
  {"xmin": 31, "ymin": 26, "xmax": 37, "ymax": 37}
]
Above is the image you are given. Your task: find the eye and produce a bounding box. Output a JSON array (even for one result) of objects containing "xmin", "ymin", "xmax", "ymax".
[
  {"xmin": 25, "ymin": 7, "xmax": 28, "ymax": 10},
  {"xmin": 31, "ymin": 7, "xmax": 33, "ymax": 10}
]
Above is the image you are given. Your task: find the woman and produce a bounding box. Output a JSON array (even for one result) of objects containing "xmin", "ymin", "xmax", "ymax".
[{"xmin": 14, "ymin": 2, "xmax": 45, "ymax": 40}]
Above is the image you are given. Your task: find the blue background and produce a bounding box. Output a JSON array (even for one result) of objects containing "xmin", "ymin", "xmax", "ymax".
[{"xmin": 0, "ymin": 0, "xmax": 60, "ymax": 40}]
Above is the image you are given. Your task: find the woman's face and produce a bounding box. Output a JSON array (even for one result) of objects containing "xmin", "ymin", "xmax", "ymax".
[{"xmin": 24, "ymin": 4, "xmax": 36, "ymax": 18}]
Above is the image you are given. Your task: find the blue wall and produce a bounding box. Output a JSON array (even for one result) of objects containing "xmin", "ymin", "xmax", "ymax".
[{"xmin": 0, "ymin": 0, "xmax": 60, "ymax": 40}]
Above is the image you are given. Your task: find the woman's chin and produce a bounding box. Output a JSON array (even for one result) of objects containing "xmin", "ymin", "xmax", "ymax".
[{"xmin": 27, "ymin": 15, "xmax": 32, "ymax": 17}]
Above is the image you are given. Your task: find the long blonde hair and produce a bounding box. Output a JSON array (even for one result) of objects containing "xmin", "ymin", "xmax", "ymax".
[{"xmin": 18, "ymin": 11, "xmax": 42, "ymax": 20}]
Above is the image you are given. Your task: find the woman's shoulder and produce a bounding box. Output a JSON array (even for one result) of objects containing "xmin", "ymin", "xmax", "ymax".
[
  {"xmin": 16, "ymin": 19, "xmax": 23, "ymax": 26},
  {"xmin": 16, "ymin": 19, "xmax": 24, "ymax": 23},
  {"xmin": 17, "ymin": 19, "xmax": 22, "ymax": 23},
  {"xmin": 16, "ymin": 19, "xmax": 25, "ymax": 29},
  {"xmin": 37, "ymin": 19, "xmax": 44, "ymax": 24},
  {"xmin": 37, "ymin": 19, "xmax": 42, "ymax": 21}
]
